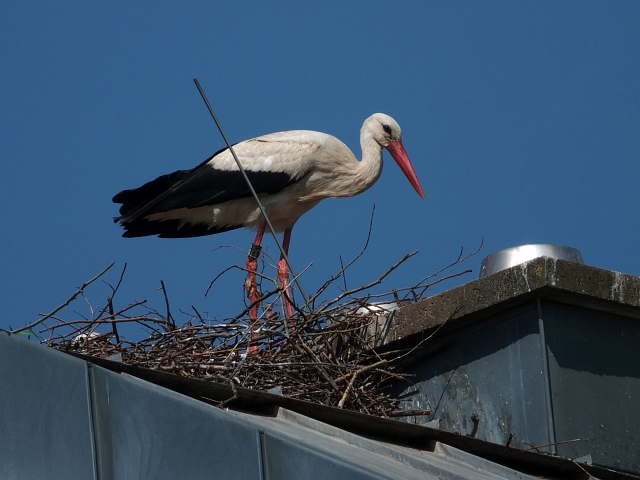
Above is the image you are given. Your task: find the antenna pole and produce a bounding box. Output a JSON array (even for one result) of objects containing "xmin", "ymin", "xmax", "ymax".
[{"xmin": 193, "ymin": 78, "xmax": 309, "ymax": 310}]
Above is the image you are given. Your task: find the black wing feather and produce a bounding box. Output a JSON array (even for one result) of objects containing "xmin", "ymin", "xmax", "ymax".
[
  {"xmin": 113, "ymin": 148, "xmax": 299, "ymax": 238},
  {"xmin": 113, "ymin": 168, "xmax": 193, "ymax": 217}
]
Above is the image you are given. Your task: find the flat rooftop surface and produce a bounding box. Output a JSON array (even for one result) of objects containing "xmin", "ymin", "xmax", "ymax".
[{"xmin": 385, "ymin": 257, "xmax": 640, "ymax": 347}]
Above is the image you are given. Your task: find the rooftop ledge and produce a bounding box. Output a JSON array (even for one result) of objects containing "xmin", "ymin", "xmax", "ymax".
[{"xmin": 383, "ymin": 256, "xmax": 640, "ymax": 349}]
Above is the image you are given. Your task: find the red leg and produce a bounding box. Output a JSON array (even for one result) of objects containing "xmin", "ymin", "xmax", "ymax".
[
  {"xmin": 246, "ymin": 222, "xmax": 266, "ymax": 353},
  {"xmin": 278, "ymin": 228, "xmax": 295, "ymax": 320}
]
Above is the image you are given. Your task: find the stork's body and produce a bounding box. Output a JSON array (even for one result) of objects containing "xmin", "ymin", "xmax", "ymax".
[{"xmin": 113, "ymin": 113, "xmax": 425, "ymax": 331}]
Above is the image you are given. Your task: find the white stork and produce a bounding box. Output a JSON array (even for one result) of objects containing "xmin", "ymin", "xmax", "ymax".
[{"xmin": 113, "ymin": 113, "xmax": 425, "ymax": 320}]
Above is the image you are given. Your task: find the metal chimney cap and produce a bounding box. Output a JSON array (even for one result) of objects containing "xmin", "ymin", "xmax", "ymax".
[{"xmin": 479, "ymin": 244, "xmax": 584, "ymax": 278}]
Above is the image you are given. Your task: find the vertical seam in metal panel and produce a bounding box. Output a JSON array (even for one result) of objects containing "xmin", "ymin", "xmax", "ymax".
[
  {"xmin": 257, "ymin": 429, "xmax": 267, "ymax": 480},
  {"xmin": 537, "ymin": 298, "xmax": 557, "ymax": 455},
  {"xmin": 85, "ymin": 363, "xmax": 101, "ymax": 480}
]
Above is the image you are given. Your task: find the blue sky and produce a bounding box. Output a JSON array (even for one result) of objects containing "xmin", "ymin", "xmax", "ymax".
[{"xmin": 1, "ymin": 2, "xmax": 639, "ymax": 336}]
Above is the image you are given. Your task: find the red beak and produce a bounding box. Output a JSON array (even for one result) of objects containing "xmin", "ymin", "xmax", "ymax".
[{"xmin": 386, "ymin": 140, "xmax": 425, "ymax": 200}]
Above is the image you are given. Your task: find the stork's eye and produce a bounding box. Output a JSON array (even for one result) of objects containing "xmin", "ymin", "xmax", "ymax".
[{"xmin": 383, "ymin": 124, "xmax": 392, "ymax": 134}]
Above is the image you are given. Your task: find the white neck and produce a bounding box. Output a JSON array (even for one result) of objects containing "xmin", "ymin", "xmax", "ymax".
[{"xmin": 345, "ymin": 129, "xmax": 384, "ymax": 197}]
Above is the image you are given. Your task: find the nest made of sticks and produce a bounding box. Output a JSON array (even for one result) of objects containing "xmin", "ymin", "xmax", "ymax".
[{"xmin": 17, "ymin": 233, "xmax": 481, "ymax": 417}]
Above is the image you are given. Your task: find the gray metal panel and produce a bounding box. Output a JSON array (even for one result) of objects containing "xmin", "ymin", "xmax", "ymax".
[
  {"xmin": 0, "ymin": 332, "xmax": 96, "ymax": 480},
  {"xmin": 391, "ymin": 304, "xmax": 554, "ymax": 451},
  {"xmin": 90, "ymin": 364, "xmax": 533, "ymax": 480},
  {"xmin": 90, "ymin": 365, "xmax": 263, "ymax": 480},
  {"xmin": 543, "ymin": 302, "xmax": 640, "ymax": 473},
  {"xmin": 260, "ymin": 409, "xmax": 538, "ymax": 480},
  {"xmin": 262, "ymin": 431, "xmax": 395, "ymax": 480}
]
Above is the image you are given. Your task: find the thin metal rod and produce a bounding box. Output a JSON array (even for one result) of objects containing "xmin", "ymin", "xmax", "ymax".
[{"xmin": 193, "ymin": 78, "xmax": 309, "ymax": 308}]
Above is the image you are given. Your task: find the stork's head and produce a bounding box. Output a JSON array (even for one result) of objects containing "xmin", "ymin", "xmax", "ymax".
[
  {"xmin": 365, "ymin": 113, "xmax": 403, "ymax": 147},
  {"xmin": 364, "ymin": 113, "xmax": 425, "ymax": 200}
]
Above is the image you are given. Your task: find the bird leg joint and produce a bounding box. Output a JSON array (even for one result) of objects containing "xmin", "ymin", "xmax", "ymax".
[{"xmin": 249, "ymin": 244, "xmax": 262, "ymax": 260}]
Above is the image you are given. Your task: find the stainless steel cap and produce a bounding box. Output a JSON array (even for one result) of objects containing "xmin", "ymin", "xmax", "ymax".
[{"xmin": 479, "ymin": 244, "xmax": 584, "ymax": 278}]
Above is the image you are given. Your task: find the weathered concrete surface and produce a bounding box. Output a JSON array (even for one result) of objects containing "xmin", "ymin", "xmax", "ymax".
[{"xmin": 384, "ymin": 257, "xmax": 640, "ymax": 347}]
